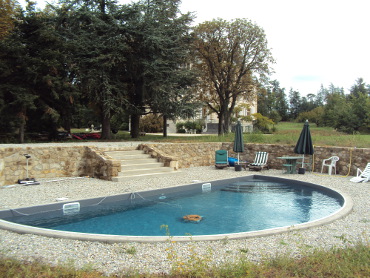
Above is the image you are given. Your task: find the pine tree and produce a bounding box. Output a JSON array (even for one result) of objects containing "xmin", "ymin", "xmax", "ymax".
[{"xmin": 121, "ymin": 0, "xmax": 196, "ymax": 138}]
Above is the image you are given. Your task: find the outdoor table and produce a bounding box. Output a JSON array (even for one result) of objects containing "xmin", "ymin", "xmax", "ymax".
[{"xmin": 277, "ymin": 156, "xmax": 303, "ymax": 174}]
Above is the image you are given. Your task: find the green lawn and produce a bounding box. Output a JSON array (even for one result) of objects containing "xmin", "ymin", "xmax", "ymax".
[{"xmin": 72, "ymin": 122, "xmax": 369, "ymax": 148}]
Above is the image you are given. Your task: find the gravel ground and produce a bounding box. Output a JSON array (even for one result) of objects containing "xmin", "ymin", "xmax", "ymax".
[{"xmin": 0, "ymin": 142, "xmax": 369, "ymax": 276}]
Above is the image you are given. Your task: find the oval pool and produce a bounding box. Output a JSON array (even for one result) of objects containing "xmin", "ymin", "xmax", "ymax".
[{"xmin": 0, "ymin": 175, "xmax": 352, "ymax": 242}]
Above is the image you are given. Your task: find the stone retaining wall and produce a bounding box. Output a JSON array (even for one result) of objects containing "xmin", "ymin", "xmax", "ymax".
[
  {"xmin": 0, "ymin": 146, "xmax": 131, "ymax": 186},
  {"xmin": 0, "ymin": 143, "xmax": 369, "ymax": 186},
  {"xmin": 140, "ymin": 142, "xmax": 370, "ymax": 176},
  {"xmin": 138, "ymin": 143, "xmax": 223, "ymax": 169}
]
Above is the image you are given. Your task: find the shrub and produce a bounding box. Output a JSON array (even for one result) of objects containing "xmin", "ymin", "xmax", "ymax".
[
  {"xmin": 176, "ymin": 120, "xmax": 205, "ymax": 133},
  {"xmin": 252, "ymin": 113, "xmax": 275, "ymax": 134},
  {"xmin": 139, "ymin": 114, "xmax": 163, "ymax": 133}
]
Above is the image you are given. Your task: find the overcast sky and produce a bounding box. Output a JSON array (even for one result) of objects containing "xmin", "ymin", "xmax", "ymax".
[{"xmin": 22, "ymin": 0, "xmax": 370, "ymax": 96}]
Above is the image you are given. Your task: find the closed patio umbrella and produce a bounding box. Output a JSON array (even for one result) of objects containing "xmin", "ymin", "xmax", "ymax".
[
  {"xmin": 294, "ymin": 120, "xmax": 314, "ymax": 168},
  {"xmin": 233, "ymin": 121, "xmax": 244, "ymax": 165}
]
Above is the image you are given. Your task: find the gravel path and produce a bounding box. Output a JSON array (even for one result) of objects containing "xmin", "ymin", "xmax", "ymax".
[{"xmin": 0, "ymin": 142, "xmax": 369, "ymax": 276}]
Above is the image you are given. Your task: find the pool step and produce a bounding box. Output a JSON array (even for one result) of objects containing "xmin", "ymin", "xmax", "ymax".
[
  {"xmin": 105, "ymin": 150, "xmax": 177, "ymax": 181},
  {"xmin": 221, "ymin": 182, "xmax": 287, "ymax": 193}
]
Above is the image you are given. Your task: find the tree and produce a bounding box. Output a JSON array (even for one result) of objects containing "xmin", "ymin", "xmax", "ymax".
[
  {"xmin": 55, "ymin": 0, "xmax": 128, "ymax": 139},
  {"xmin": 0, "ymin": 33, "xmax": 38, "ymax": 142},
  {"xmin": 297, "ymin": 107, "xmax": 324, "ymax": 126},
  {"xmin": 300, "ymin": 94, "xmax": 317, "ymax": 113},
  {"xmin": 321, "ymin": 86, "xmax": 368, "ymax": 134},
  {"xmin": 0, "ymin": 2, "xmax": 76, "ymax": 142},
  {"xmin": 121, "ymin": 0, "xmax": 196, "ymax": 138},
  {"xmin": 257, "ymin": 79, "xmax": 288, "ymax": 122},
  {"xmin": 24, "ymin": 5, "xmax": 79, "ymax": 137},
  {"xmin": 256, "ymin": 84, "xmax": 269, "ymax": 117},
  {"xmin": 288, "ymin": 89, "xmax": 301, "ymax": 120},
  {"xmin": 0, "ymin": 0, "xmax": 17, "ymax": 39},
  {"xmin": 350, "ymin": 78, "xmax": 369, "ymax": 98},
  {"xmin": 349, "ymin": 78, "xmax": 370, "ymax": 133},
  {"xmin": 315, "ymin": 85, "xmax": 328, "ymax": 106},
  {"xmin": 192, "ymin": 18, "xmax": 274, "ymax": 135},
  {"xmin": 252, "ymin": 113, "xmax": 274, "ymax": 133}
]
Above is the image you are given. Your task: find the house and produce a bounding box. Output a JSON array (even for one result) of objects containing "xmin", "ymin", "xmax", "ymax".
[{"xmin": 166, "ymin": 93, "xmax": 257, "ymax": 134}]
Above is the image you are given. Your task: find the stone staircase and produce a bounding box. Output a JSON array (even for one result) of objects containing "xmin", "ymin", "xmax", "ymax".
[{"xmin": 104, "ymin": 150, "xmax": 177, "ymax": 181}]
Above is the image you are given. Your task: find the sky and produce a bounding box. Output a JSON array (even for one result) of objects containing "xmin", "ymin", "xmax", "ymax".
[{"xmin": 20, "ymin": 0, "xmax": 370, "ymax": 96}]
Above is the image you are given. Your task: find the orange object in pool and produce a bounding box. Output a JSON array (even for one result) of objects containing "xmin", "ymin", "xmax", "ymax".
[{"xmin": 183, "ymin": 215, "xmax": 202, "ymax": 222}]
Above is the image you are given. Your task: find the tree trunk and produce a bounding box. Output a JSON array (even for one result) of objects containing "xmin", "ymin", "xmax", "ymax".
[
  {"xmin": 163, "ymin": 115, "xmax": 167, "ymax": 137},
  {"xmin": 63, "ymin": 114, "xmax": 72, "ymax": 133},
  {"xmin": 100, "ymin": 111, "xmax": 111, "ymax": 139},
  {"xmin": 18, "ymin": 120, "xmax": 25, "ymax": 144},
  {"xmin": 223, "ymin": 111, "xmax": 232, "ymax": 134},
  {"xmin": 217, "ymin": 112, "xmax": 223, "ymax": 136},
  {"xmin": 130, "ymin": 114, "xmax": 140, "ymax": 138},
  {"xmin": 218, "ymin": 102, "xmax": 230, "ymax": 135},
  {"xmin": 130, "ymin": 79, "xmax": 144, "ymax": 139},
  {"xmin": 18, "ymin": 109, "xmax": 26, "ymax": 144}
]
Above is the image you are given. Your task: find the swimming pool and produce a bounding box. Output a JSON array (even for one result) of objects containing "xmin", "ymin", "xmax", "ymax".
[{"xmin": 0, "ymin": 175, "xmax": 352, "ymax": 242}]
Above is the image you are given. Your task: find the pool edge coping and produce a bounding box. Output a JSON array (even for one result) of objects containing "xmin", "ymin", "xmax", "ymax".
[{"xmin": 0, "ymin": 176, "xmax": 353, "ymax": 243}]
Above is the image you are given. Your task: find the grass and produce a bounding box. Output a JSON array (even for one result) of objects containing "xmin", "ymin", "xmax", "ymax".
[
  {"xmin": 71, "ymin": 122, "xmax": 369, "ymax": 148},
  {"xmin": 214, "ymin": 242, "xmax": 370, "ymax": 278},
  {"xmin": 1, "ymin": 242, "xmax": 369, "ymax": 277}
]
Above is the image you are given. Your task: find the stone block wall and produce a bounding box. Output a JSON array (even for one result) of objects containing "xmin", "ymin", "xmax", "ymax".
[
  {"xmin": 0, "ymin": 146, "xmax": 123, "ymax": 186},
  {"xmin": 1, "ymin": 142, "xmax": 369, "ymax": 186},
  {"xmin": 139, "ymin": 143, "xmax": 223, "ymax": 168},
  {"xmin": 80, "ymin": 147, "xmax": 121, "ymax": 180},
  {"xmin": 222, "ymin": 143, "xmax": 369, "ymax": 175},
  {"xmin": 141, "ymin": 142, "xmax": 370, "ymax": 176}
]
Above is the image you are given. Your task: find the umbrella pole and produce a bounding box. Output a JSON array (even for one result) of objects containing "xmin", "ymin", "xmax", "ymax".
[
  {"xmin": 301, "ymin": 155, "xmax": 305, "ymax": 167},
  {"xmin": 237, "ymin": 153, "xmax": 240, "ymax": 165}
]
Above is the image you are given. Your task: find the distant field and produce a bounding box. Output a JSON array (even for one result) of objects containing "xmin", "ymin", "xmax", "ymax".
[{"xmin": 72, "ymin": 122, "xmax": 369, "ymax": 148}]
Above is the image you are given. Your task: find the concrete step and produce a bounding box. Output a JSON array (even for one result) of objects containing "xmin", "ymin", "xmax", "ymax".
[
  {"xmin": 120, "ymin": 158, "xmax": 159, "ymax": 165},
  {"xmin": 105, "ymin": 149, "xmax": 178, "ymax": 181},
  {"xmin": 105, "ymin": 150, "xmax": 151, "ymax": 160},
  {"xmin": 105, "ymin": 150, "xmax": 143, "ymax": 156},
  {"xmin": 119, "ymin": 167, "xmax": 173, "ymax": 177},
  {"xmin": 112, "ymin": 170, "xmax": 179, "ymax": 181},
  {"xmin": 121, "ymin": 162, "xmax": 164, "ymax": 170}
]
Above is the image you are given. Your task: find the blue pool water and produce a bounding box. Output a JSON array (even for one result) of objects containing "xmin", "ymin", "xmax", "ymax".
[{"xmin": 5, "ymin": 179, "xmax": 343, "ymax": 237}]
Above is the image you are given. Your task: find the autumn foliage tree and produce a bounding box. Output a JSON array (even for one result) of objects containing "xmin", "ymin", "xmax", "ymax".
[
  {"xmin": 0, "ymin": 0, "xmax": 17, "ymax": 39},
  {"xmin": 192, "ymin": 18, "xmax": 274, "ymax": 135}
]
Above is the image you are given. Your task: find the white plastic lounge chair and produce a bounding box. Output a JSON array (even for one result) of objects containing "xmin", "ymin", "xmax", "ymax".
[
  {"xmin": 248, "ymin": 151, "xmax": 269, "ymax": 171},
  {"xmin": 215, "ymin": 150, "xmax": 229, "ymax": 169},
  {"xmin": 321, "ymin": 156, "xmax": 339, "ymax": 175},
  {"xmin": 350, "ymin": 163, "xmax": 370, "ymax": 183}
]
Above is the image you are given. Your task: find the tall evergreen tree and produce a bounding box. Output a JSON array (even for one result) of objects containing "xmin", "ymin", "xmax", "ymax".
[
  {"xmin": 121, "ymin": 0, "xmax": 196, "ymax": 138},
  {"xmin": 270, "ymin": 80, "xmax": 288, "ymax": 121},
  {"xmin": 0, "ymin": 2, "xmax": 75, "ymax": 141},
  {"xmin": 315, "ymin": 85, "xmax": 327, "ymax": 106},
  {"xmin": 0, "ymin": 29, "xmax": 38, "ymax": 142},
  {"xmin": 288, "ymin": 88, "xmax": 301, "ymax": 120},
  {"xmin": 349, "ymin": 78, "xmax": 369, "ymax": 98},
  {"xmin": 56, "ymin": 0, "xmax": 127, "ymax": 139}
]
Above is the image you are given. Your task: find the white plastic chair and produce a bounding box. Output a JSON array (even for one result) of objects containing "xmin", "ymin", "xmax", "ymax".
[
  {"xmin": 321, "ymin": 156, "xmax": 339, "ymax": 175},
  {"xmin": 350, "ymin": 163, "xmax": 370, "ymax": 182}
]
